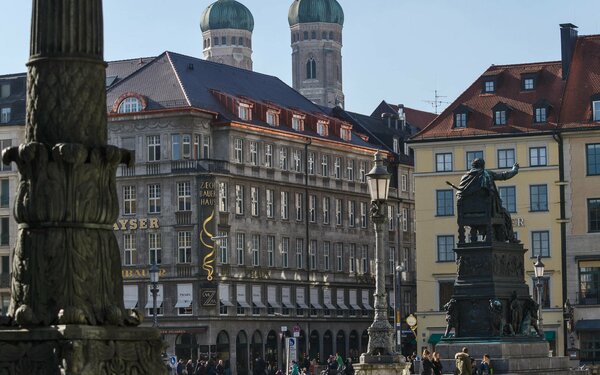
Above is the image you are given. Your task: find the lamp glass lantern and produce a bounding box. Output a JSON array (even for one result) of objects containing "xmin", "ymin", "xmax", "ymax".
[
  {"xmin": 533, "ymin": 255, "xmax": 545, "ymax": 278},
  {"xmin": 149, "ymin": 262, "xmax": 160, "ymax": 284},
  {"xmin": 366, "ymin": 151, "xmax": 391, "ymax": 202}
]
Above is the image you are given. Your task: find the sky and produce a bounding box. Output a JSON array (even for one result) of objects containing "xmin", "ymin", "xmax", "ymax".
[{"xmin": 1, "ymin": 1, "xmax": 599, "ymax": 115}]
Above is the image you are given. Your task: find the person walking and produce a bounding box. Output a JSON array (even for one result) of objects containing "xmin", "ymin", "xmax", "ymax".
[
  {"xmin": 344, "ymin": 358, "xmax": 354, "ymax": 375},
  {"xmin": 432, "ymin": 352, "xmax": 443, "ymax": 375},
  {"xmin": 454, "ymin": 347, "xmax": 472, "ymax": 375},
  {"xmin": 421, "ymin": 349, "xmax": 434, "ymax": 375},
  {"xmin": 477, "ymin": 354, "xmax": 494, "ymax": 375},
  {"xmin": 290, "ymin": 360, "xmax": 300, "ymax": 375}
]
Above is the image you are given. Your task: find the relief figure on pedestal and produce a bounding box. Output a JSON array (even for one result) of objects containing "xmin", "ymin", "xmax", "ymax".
[{"xmin": 443, "ymin": 298, "xmax": 458, "ymax": 337}]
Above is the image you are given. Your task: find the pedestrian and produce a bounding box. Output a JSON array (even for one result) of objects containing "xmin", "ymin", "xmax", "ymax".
[
  {"xmin": 454, "ymin": 347, "xmax": 472, "ymax": 375},
  {"xmin": 432, "ymin": 352, "xmax": 443, "ymax": 375},
  {"xmin": 477, "ymin": 354, "xmax": 494, "ymax": 375},
  {"xmin": 409, "ymin": 352, "xmax": 416, "ymax": 374},
  {"xmin": 290, "ymin": 360, "xmax": 300, "ymax": 375},
  {"xmin": 421, "ymin": 349, "xmax": 433, "ymax": 375},
  {"xmin": 215, "ymin": 359, "xmax": 225, "ymax": 375},
  {"xmin": 177, "ymin": 359, "xmax": 186, "ymax": 375},
  {"xmin": 186, "ymin": 359, "xmax": 195, "ymax": 375},
  {"xmin": 344, "ymin": 358, "xmax": 354, "ymax": 375},
  {"xmin": 335, "ymin": 352, "xmax": 344, "ymax": 373}
]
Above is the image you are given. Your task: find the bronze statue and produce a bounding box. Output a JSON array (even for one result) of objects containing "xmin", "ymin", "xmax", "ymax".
[
  {"xmin": 488, "ymin": 299, "xmax": 504, "ymax": 336},
  {"xmin": 521, "ymin": 298, "xmax": 541, "ymax": 336},
  {"xmin": 449, "ymin": 158, "xmax": 519, "ymax": 243},
  {"xmin": 443, "ymin": 298, "xmax": 458, "ymax": 337},
  {"xmin": 509, "ymin": 292, "xmax": 523, "ymax": 335}
]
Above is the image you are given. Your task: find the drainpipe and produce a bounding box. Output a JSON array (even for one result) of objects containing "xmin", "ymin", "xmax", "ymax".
[{"xmin": 552, "ymin": 130, "xmax": 568, "ymax": 356}]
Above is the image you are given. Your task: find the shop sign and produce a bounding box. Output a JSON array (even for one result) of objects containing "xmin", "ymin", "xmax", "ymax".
[
  {"xmin": 122, "ymin": 268, "xmax": 167, "ymax": 279},
  {"xmin": 113, "ymin": 218, "xmax": 160, "ymax": 231}
]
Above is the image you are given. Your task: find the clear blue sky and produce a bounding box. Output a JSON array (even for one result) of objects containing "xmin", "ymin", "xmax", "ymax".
[{"xmin": 1, "ymin": 1, "xmax": 599, "ymax": 115}]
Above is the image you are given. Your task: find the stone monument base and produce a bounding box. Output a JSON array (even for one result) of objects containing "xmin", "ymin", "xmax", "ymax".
[
  {"xmin": 354, "ymin": 360, "xmax": 411, "ymax": 375},
  {"xmin": 0, "ymin": 325, "xmax": 167, "ymax": 375},
  {"xmin": 435, "ymin": 338, "xmax": 576, "ymax": 374}
]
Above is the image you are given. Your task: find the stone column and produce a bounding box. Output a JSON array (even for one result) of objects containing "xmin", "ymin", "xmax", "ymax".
[{"xmin": 0, "ymin": 1, "xmax": 166, "ymax": 373}]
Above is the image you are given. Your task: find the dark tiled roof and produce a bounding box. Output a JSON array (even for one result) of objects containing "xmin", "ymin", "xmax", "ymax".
[
  {"xmin": 412, "ymin": 62, "xmax": 565, "ymax": 141},
  {"xmin": 0, "ymin": 73, "xmax": 27, "ymax": 125},
  {"xmin": 105, "ymin": 57, "xmax": 155, "ymax": 88},
  {"xmin": 560, "ymin": 35, "xmax": 600, "ymax": 130},
  {"xmin": 370, "ymin": 100, "xmax": 436, "ymax": 131}
]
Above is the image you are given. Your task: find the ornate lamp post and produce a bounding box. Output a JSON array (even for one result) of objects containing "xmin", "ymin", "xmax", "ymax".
[
  {"xmin": 149, "ymin": 262, "xmax": 160, "ymax": 328},
  {"xmin": 361, "ymin": 151, "xmax": 398, "ymax": 361},
  {"xmin": 533, "ymin": 255, "xmax": 545, "ymax": 335}
]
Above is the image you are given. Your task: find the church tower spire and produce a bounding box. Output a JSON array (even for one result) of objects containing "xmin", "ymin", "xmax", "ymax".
[{"xmin": 288, "ymin": 0, "xmax": 345, "ymax": 108}]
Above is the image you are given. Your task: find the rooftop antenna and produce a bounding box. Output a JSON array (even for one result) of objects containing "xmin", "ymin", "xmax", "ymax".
[{"xmin": 423, "ymin": 90, "xmax": 450, "ymax": 114}]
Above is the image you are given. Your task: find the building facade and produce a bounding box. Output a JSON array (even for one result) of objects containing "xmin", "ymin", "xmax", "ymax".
[{"xmin": 289, "ymin": 0, "xmax": 345, "ymax": 108}]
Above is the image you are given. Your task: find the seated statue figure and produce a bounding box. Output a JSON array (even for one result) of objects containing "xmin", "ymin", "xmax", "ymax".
[{"xmin": 454, "ymin": 158, "xmax": 519, "ymax": 243}]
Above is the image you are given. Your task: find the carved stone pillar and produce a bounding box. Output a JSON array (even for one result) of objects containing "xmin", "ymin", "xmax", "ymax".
[{"xmin": 0, "ymin": 1, "xmax": 166, "ymax": 373}]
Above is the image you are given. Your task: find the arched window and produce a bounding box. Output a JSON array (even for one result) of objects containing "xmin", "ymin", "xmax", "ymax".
[
  {"xmin": 231, "ymin": 36, "xmax": 237, "ymax": 45},
  {"xmin": 306, "ymin": 58, "xmax": 316, "ymax": 80},
  {"xmin": 238, "ymin": 37, "xmax": 244, "ymax": 46},
  {"xmin": 118, "ymin": 97, "xmax": 142, "ymax": 113},
  {"xmin": 329, "ymin": 31, "xmax": 334, "ymax": 40},
  {"xmin": 303, "ymin": 31, "xmax": 309, "ymax": 40},
  {"xmin": 221, "ymin": 36, "xmax": 226, "ymax": 45},
  {"xmin": 311, "ymin": 31, "xmax": 316, "ymax": 39},
  {"xmin": 322, "ymin": 31, "xmax": 327, "ymax": 40}
]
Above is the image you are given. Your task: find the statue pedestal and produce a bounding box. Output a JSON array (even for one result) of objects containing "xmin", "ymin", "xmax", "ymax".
[
  {"xmin": 0, "ymin": 325, "xmax": 167, "ymax": 375},
  {"xmin": 354, "ymin": 360, "xmax": 411, "ymax": 375}
]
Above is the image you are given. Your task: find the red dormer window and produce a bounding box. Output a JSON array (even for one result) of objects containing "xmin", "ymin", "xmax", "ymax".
[
  {"xmin": 292, "ymin": 114, "xmax": 305, "ymax": 131},
  {"xmin": 591, "ymin": 94, "xmax": 600, "ymax": 122},
  {"xmin": 266, "ymin": 110, "xmax": 280, "ymax": 127},
  {"xmin": 317, "ymin": 120, "xmax": 329, "ymax": 136},
  {"xmin": 238, "ymin": 102, "xmax": 252, "ymax": 121},
  {"xmin": 340, "ymin": 127, "xmax": 351, "ymax": 141}
]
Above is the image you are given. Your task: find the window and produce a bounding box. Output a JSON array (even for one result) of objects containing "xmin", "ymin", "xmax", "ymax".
[
  {"xmin": 483, "ymin": 80, "xmax": 495, "ymax": 93},
  {"xmin": 281, "ymin": 191, "xmax": 289, "ymax": 219},
  {"xmin": 147, "ymin": 135, "xmax": 161, "ymax": 162},
  {"xmin": 535, "ymin": 107, "xmax": 547, "ymax": 123},
  {"xmin": 438, "ymin": 281, "xmax": 454, "ymax": 310},
  {"xmin": 267, "ymin": 236, "xmax": 275, "ymax": 267},
  {"xmin": 235, "ymin": 185, "xmax": 244, "ymax": 215},
  {"xmin": 523, "ymin": 77, "xmax": 535, "ymax": 90},
  {"xmin": 234, "ymin": 138, "xmax": 243, "ymax": 163},
  {"xmin": 437, "ymin": 235, "xmax": 455, "ymax": 262},
  {"xmin": 587, "ymin": 144, "xmax": 600, "ymax": 175},
  {"xmin": 334, "ymin": 157, "xmax": 342, "ymax": 179},
  {"xmin": 238, "ymin": 103, "xmax": 251, "ymax": 121},
  {"xmin": 359, "ymin": 161, "xmax": 366, "ymax": 183},
  {"xmin": 295, "ymin": 192, "xmax": 303, "ymax": 221},
  {"xmin": 178, "ymin": 231, "xmax": 192, "ymax": 263},
  {"xmin": 499, "ymin": 186, "xmax": 516, "ymax": 213},
  {"xmin": 581, "ymin": 332, "xmax": 600, "ymax": 362},
  {"xmin": 388, "ymin": 205, "xmax": 394, "ymax": 231},
  {"xmin": 193, "ymin": 135, "xmax": 200, "ymax": 159},
  {"xmin": 340, "ymin": 127, "xmax": 351, "ymax": 141},
  {"xmin": 0, "ymin": 108, "xmax": 10, "ymax": 123},
  {"xmin": 309, "ymin": 195, "xmax": 316, "ymax": 223},
  {"xmin": 335, "ymin": 198, "xmax": 343, "ymax": 226},
  {"xmin": 349, "ymin": 244, "xmax": 356, "ymax": 273},
  {"xmin": 236, "ymin": 233, "xmax": 245, "ymax": 266},
  {"xmin": 203, "ymin": 135, "xmax": 211, "ymax": 158},
  {"xmin": 281, "ymin": 237, "xmax": 289, "ymax": 268},
  {"xmin": 292, "ymin": 115, "xmax": 304, "ymax": 132},
  {"xmin": 466, "ymin": 151, "xmax": 483, "ymax": 170},
  {"xmin": 388, "ymin": 247, "xmax": 395, "ymax": 275},
  {"xmin": 0, "ymin": 84, "xmax": 10, "ymax": 98},
  {"xmin": 249, "ymin": 141, "xmax": 259, "ymax": 166},
  {"xmin": 402, "ymin": 208, "xmax": 408, "ymax": 231},
  {"xmin": 118, "ymin": 97, "xmax": 142, "ymax": 113},
  {"xmin": 531, "ymin": 231, "xmax": 550, "ymax": 257},
  {"xmin": 293, "ymin": 150, "xmax": 302, "ymax": 172},
  {"xmin": 177, "ymin": 181, "xmax": 191, "ymax": 211},
  {"xmin": 123, "ymin": 186, "xmax": 136, "ymax": 215},
  {"xmin": 497, "ymin": 149, "xmax": 515, "ymax": 169},
  {"xmin": 531, "ymin": 276, "xmax": 550, "ymax": 309},
  {"xmin": 436, "ymin": 153, "xmax": 452, "ymax": 172},
  {"xmin": 0, "ymin": 217, "xmax": 7, "ymax": 246},
  {"xmin": 148, "ymin": 184, "xmax": 161, "ymax": 214},
  {"xmin": 393, "ymin": 138, "xmax": 399, "ymax": 153},
  {"xmin": 265, "ymin": 144, "xmax": 273, "ymax": 168},
  {"xmin": 296, "ymin": 239, "xmax": 303, "ymax": 269},
  {"xmin": 280, "ymin": 147, "xmax": 288, "ymax": 170},
  {"xmin": 323, "ymin": 242, "xmax": 330, "ymax": 271},
  {"xmin": 347, "ymin": 160, "xmax": 354, "ymax": 181},
  {"xmin": 149, "ymin": 232, "xmax": 161, "ymax": 265},
  {"xmin": 321, "ymin": 155, "xmax": 329, "ymax": 177},
  {"xmin": 251, "ymin": 187, "xmax": 259, "ymax": 216},
  {"xmin": 494, "ymin": 110, "xmax": 507, "ymax": 125},
  {"xmin": 530, "ymin": 185, "xmax": 548, "ymax": 212},
  {"xmin": 123, "ymin": 234, "xmax": 136, "ymax": 265},
  {"xmin": 219, "ymin": 182, "xmax": 228, "ymax": 212},
  {"xmin": 335, "ymin": 243, "xmax": 343, "ymax": 272},
  {"xmin": 579, "ymin": 261, "xmax": 600, "ymax": 305},
  {"xmin": 348, "ymin": 201, "xmax": 355, "ymax": 227},
  {"xmin": 306, "ymin": 58, "xmax": 316, "ymax": 79},
  {"xmin": 401, "ymin": 174, "xmax": 407, "ymax": 191},
  {"xmin": 527, "ymin": 146, "xmax": 547, "ymax": 167},
  {"xmin": 0, "ymin": 180, "xmax": 8, "ymax": 208},
  {"xmin": 361, "ymin": 246, "xmax": 368, "ymax": 273},
  {"xmin": 218, "ymin": 231, "xmax": 228, "ymax": 264},
  {"xmin": 317, "ymin": 121, "xmax": 328, "ymax": 136},
  {"xmin": 360, "ymin": 202, "xmax": 367, "ymax": 228},
  {"xmin": 266, "ymin": 189, "xmax": 274, "ymax": 218},
  {"xmin": 309, "ymin": 240, "xmax": 317, "ymax": 270},
  {"xmin": 454, "ymin": 112, "xmax": 467, "ymax": 128},
  {"xmin": 323, "ymin": 197, "xmax": 330, "ymax": 224},
  {"xmin": 0, "ymin": 140, "xmax": 11, "ymax": 172},
  {"xmin": 593, "ymin": 101, "xmax": 600, "ymax": 122},
  {"xmin": 266, "ymin": 110, "xmax": 279, "ymax": 127},
  {"xmin": 588, "ymin": 199, "xmax": 600, "ymax": 232},
  {"xmin": 436, "ymin": 190, "xmax": 454, "ymax": 216},
  {"xmin": 252, "ymin": 234, "xmax": 260, "ymax": 266},
  {"xmin": 170, "ymin": 134, "xmax": 191, "ymax": 160},
  {"xmin": 402, "ymin": 247, "xmax": 411, "ymax": 272},
  {"xmin": 308, "ymin": 152, "xmax": 315, "ymax": 174}
]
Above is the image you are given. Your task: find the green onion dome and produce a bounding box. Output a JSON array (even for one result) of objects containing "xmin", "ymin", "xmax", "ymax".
[
  {"xmin": 288, "ymin": 0, "xmax": 344, "ymax": 27},
  {"xmin": 200, "ymin": 0, "xmax": 254, "ymax": 32}
]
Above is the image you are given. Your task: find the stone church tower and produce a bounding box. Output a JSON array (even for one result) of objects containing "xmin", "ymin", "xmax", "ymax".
[
  {"xmin": 200, "ymin": 0, "xmax": 254, "ymax": 70},
  {"xmin": 288, "ymin": 0, "xmax": 345, "ymax": 108}
]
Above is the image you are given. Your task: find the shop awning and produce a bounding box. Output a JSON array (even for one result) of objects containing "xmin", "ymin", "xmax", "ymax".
[
  {"xmin": 575, "ymin": 319, "xmax": 600, "ymax": 331},
  {"xmin": 252, "ymin": 286, "xmax": 266, "ymax": 308},
  {"xmin": 267, "ymin": 286, "xmax": 281, "ymax": 308},
  {"xmin": 219, "ymin": 284, "xmax": 234, "ymax": 307},
  {"xmin": 296, "ymin": 288, "xmax": 309, "ymax": 309},
  {"xmin": 427, "ymin": 333, "xmax": 453, "ymax": 344},
  {"xmin": 174, "ymin": 284, "xmax": 193, "ymax": 308},
  {"xmin": 362, "ymin": 290, "xmax": 373, "ymax": 310},
  {"xmin": 123, "ymin": 285, "xmax": 138, "ymax": 309},
  {"xmin": 236, "ymin": 285, "xmax": 251, "ymax": 308},
  {"xmin": 310, "ymin": 289, "xmax": 322, "ymax": 309},
  {"xmin": 544, "ymin": 331, "xmax": 556, "ymax": 341},
  {"xmin": 144, "ymin": 284, "xmax": 164, "ymax": 309}
]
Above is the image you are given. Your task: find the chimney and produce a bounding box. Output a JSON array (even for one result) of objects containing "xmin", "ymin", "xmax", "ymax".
[{"xmin": 560, "ymin": 23, "xmax": 578, "ymax": 80}]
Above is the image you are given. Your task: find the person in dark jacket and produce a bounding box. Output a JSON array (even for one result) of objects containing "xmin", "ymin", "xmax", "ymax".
[
  {"xmin": 344, "ymin": 358, "xmax": 354, "ymax": 375},
  {"xmin": 215, "ymin": 360, "xmax": 225, "ymax": 375},
  {"xmin": 432, "ymin": 352, "xmax": 443, "ymax": 375},
  {"xmin": 421, "ymin": 349, "xmax": 434, "ymax": 375}
]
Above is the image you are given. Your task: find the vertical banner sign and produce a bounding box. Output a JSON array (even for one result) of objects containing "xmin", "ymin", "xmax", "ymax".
[
  {"xmin": 286, "ymin": 337, "xmax": 297, "ymax": 374},
  {"xmin": 198, "ymin": 176, "xmax": 217, "ymax": 281}
]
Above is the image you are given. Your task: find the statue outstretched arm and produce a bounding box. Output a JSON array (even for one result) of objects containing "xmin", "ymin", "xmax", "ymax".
[{"xmin": 491, "ymin": 163, "xmax": 519, "ymax": 181}]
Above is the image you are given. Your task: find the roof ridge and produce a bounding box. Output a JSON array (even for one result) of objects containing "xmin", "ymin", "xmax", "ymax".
[
  {"xmin": 106, "ymin": 53, "xmax": 165, "ymax": 91},
  {"xmin": 165, "ymin": 51, "xmax": 192, "ymax": 107},
  {"xmin": 487, "ymin": 60, "xmax": 561, "ymax": 69},
  {"xmin": 107, "ymin": 56, "xmax": 156, "ymax": 64}
]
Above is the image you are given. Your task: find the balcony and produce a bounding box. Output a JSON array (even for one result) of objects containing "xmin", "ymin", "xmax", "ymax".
[
  {"xmin": 116, "ymin": 159, "xmax": 229, "ymax": 177},
  {"xmin": 577, "ymin": 292, "xmax": 600, "ymax": 305},
  {"xmin": 176, "ymin": 264, "xmax": 194, "ymax": 278},
  {"xmin": 175, "ymin": 211, "xmax": 192, "ymax": 225}
]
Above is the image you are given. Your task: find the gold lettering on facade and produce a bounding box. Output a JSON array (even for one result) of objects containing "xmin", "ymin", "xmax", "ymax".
[
  {"xmin": 129, "ymin": 219, "xmax": 138, "ymax": 230},
  {"xmin": 113, "ymin": 218, "xmax": 160, "ymax": 231},
  {"xmin": 139, "ymin": 218, "xmax": 148, "ymax": 229},
  {"xmin": 149, "ymin": 218, "xmax": 159, "ymax": 229},
  {"xmin": 118, "ymin": 219, "xmax": 128, "ymax": 230},
  {"xmin": 122, "ymin": 268, "xmax": 167, "ymax": 279}
]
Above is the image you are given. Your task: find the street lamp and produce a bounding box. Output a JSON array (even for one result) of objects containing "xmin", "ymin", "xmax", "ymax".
[
  {"xmin": 393, "ymin": 263, "xmax": 405, "ymax": 354},
  {"xmin": 149, "ymin": 262, "xmax": 160, "ymax": 328},
  {"xmin": 533, "ymin": 255, "xmax": 545, "ymax": 335},
  {"xmin": 363, "ymin": 151, "xmax": 396, "ymax": 359}
]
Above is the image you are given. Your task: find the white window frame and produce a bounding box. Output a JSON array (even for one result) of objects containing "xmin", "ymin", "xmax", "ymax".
[
  {"xmin": 218, "ymin": 231, "xmax": 228, "ymax": 264},
  {"xmin": 177, "ymin": 231, "xmax": 192, "ymax": 264},
  {"xmin": 219, "ymin": 182, "xmax": 228, "ymax": 212},
  {"xmin": 265, "ymin": 144, "xmax": 273, "ymax": 168},
  {"xmin": 295, "ymin": 192, "xmax": 303, "ymax": 221},
  {"xmin": 234, "ymin": 138, "xmax": 244, "ymax": 163},
  {"xmin": 321, "ymin": 155, "xmax": 329, "ymax": 177},
  {"xmin": 236, "ymin": 233, "xmax": 245, "ymax": 266},
  {"xmin": 0, "ymin": 108, "xmax": 11, "ymax": 123},
  {"xmin": 147, "ymin": 135, "xmax": 161, "ymax": 162},
  {"xmin": 148, "ymin": 184, "xmax": 161, "ymax": 214},
  {"xmin": 360, "ymin": 202, "xmax": 367, "ymax": 228},
  {"xmin": 335, "ymin": 198, "xmax": 343, "ymax": 226},
  {"xmin": 296, "ymin": 238, "xmax": 304, "ymax": 269},
  {"xmin": 148, "ymin": 232, "xmax": 161, "ymax": 265},
  {"xmin": 335, "ymin": 243, "xmax": 343, "ymax": 272},
  {"xmin": 252, "ymin": 234, "xmax": 260, "ymax": 266},
  {"xmin": 267, "ymin": 235, "xmax": 275, "ymax": 267},
  {"xmin": 177, "ymin": 181, "xmax": 191, "ymax": 211},
  {"xmin": 249, "ymin": 141, "xmax": 258, "ymax": 166},
  {"xmin": 123, "ymin": 185, "xmax": 136, "ymax": 215},
  {"xmin": 293, "ymin": 149, "xmax": 302, "ymax": 172},
  {"xmin": 281, "ymin": 237, "xmax": 289, "ymax": 268},
  {"xmin": 323, "ymin": 242, "xmax": 330, "ymax": 271},
  {"xmin": 266, "ymin": 189, "xmax": 274, "ymax": 218},
  {"xmin": 280, "ymin": 147, "xmax": 288, "ymax": 170},
  {"xmin": 238, "ymin": 103, "xmax": 252, "ymax": 121},
  {"xmin": 348, "ymin": 200, "xmax": 356, "ymax": 228},
  {"xmin": 123, "ymin": 233, "xmax": 136, "ymax": 266},
  {"xmin": 281, "ymin": 191, "xmax": 289, "ymax": 220},
  {"xmin": 251, "ymin": 186, "xmax": 259, "ymax": 217},
  {"xmin": 309, "ymin": 195, "xmax": 316, "ymax": 223},
  {"xmin": 323, "ymin": 197, "xmax": 330, "ymax": 224},
  {"xmin": 235, "ymin": 184, "xmax": 244, "ymax": 215},
  {"xmin": 308, "ymin": 152, "xmax": 315, "ymax": 175},
  {"xmin": 334, "ymin": 157, "xmax": 342, "ymax": 179},
  {"xmin": 347, "ymin": 159, "xmax": 354, "ymax": 181}
]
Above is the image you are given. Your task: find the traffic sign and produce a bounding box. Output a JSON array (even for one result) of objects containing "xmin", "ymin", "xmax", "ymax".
[{"xmin": 170, "ymin": 356, "xmax": 177, "ymax": 366}]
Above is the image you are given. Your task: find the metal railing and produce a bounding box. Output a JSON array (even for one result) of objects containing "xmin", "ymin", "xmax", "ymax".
[{"xmin": 116, "ymin": 159, "xmax": 229, "ymax": 177}]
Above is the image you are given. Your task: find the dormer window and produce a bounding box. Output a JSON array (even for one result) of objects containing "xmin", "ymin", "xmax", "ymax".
[
  {"xmin": 0, "ymin": 108, "xmax": 10, "ymax": 123},
  {"xmin": 238, "ymin": 103, "xmax": 252, "ymax": 121},
  {"xmin": 521, "ymin": 72, "xmax": 538, "ymax": 91},
  {"xmin": 292, "ymin": 114, "xmax": 305, "ymax": 131},
  {"xmin": 317, "ymin": 120, "xmax": 328, "ymax": 136},
  {"xmin": 266, "ymin": 110, "xmax": 279, "ymax": 127},
  {"xmin": 393, "ymin": 138, "xmax": 399, "ymax": 153},
  {"xmin": 482, "ymin": 79, "xmax": 496, "ymax": 93},
  {"xmin": 492, "ymin": 102, "xmax": 511, "ymax": 126},
  {"xmin": 533, "ymin": 99, "xmax": 551, "ymax": 124},
  {"xmin": 118, "ymin": 97, "xmax": 142, "ymax": 113},
  {"xmin": 340, "ymin": 127, "xmax": 351, "ymax": 141},
  {"xmin": 453, "ymin": 104, "xmax": 470, "ymax": 128},
  {"xmin": 592, "ymin": 94, "xmax": 600, "ymax": 122},
  {"xmin": 0, "ymin": 84, "xmax": 9, "ymax": 98}
]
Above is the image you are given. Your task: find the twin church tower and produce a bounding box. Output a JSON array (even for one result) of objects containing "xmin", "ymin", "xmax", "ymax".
[{"xmin": 200, "ymin": 0, "xmax": 345, "ymax": 108}]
